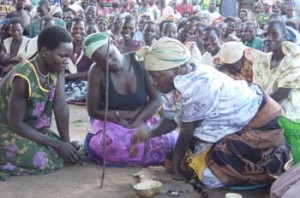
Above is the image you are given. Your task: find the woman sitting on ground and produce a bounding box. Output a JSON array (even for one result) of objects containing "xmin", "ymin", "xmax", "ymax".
[
  {"xmin": 82, "ymin": 32, "xmax": 177, "ymax": 167},
  {"xmin": 132, "ymin": 37, "xmax": 289, "ymax": 188},
  {"xmin": 219, "ymin": 21, "xmax": 300, "ymax": 122},
  {"xmin": 254, "ymin": 20, "xmax": 300, "ymax": 121},
  {"xmin": 64, "ymin": 17, "xmax": 93, "ymax": 104},
  {"xmin": 0, "ymin": 26, "xmax": 80, "ymax": 180}
]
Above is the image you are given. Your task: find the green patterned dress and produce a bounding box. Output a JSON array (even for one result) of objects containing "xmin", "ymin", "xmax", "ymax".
[{"xmin": 0, "ymin": 61, "xmax": 64, "ymax": 181}]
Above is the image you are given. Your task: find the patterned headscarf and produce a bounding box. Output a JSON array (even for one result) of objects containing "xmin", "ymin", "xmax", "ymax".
[
  {"xmin": 82, "ymin": 32, "xmax": 109, "ymax": 59},
  {"xmin": 96, "ymin": 16, "xmax": 110, "ymax": 26},
  {"xmin": 135, "ymin": 37, "xmax": 191, "ymax": 71}
]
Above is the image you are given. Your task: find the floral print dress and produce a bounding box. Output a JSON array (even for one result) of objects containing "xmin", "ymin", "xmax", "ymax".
[
  {"xmin": 252, "ymin": 41, "xmax": 300, "ymax": 121},
  {"xmin": 0, "ymin": 61, "xmax": 63, "ymax": 181},
  {"xmin": 162, "ymin": 64, "xmax": 261, "ymax": 143}
]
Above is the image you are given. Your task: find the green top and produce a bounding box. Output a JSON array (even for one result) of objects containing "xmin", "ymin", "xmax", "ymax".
[
  {"xmin": 244, "ymin": 36, "xmax": 264, "ymax": 51},
  {"xmin": 31, "ymin": 0, "xmax": 41, "ymax": 7},
  {"xmin": 0, "ymin": 61, "xmax": 58, "ymax": 132}
]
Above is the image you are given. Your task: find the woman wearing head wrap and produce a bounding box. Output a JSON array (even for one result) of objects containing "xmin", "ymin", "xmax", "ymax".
[
  {"xmin": 95, "ymin": 15, "xmax": 110, "ymax": 33},
  {"xmin": 218, "ymin": 41, "xmax": 254, "ymax": 83},
  {"xmin": 82, "ymin": 32, "xmax": 177, "ymax": 167},
  {"xmin": 132, "ymin": 37, "xmax": 289, "ymax": 188}
]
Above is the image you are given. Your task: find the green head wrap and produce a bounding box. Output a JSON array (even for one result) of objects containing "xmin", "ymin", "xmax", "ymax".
[{"xmin": 82, "ymin": 32, "xmax": 109, "ymax": 59}]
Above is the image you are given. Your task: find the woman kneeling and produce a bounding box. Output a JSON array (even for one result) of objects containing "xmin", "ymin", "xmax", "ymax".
[
  {"xmin": 132, "ymin": 37, "xmax": 289, "ymax": 188},
  {"xmin": 0, "ymin": 27, "xmax": 80, "ymax": 180}
]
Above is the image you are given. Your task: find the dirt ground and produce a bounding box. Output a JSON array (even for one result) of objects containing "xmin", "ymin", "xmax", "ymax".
[{"xmin": 1, "ymin": 105, "xmax": 270, "ymax": 198}]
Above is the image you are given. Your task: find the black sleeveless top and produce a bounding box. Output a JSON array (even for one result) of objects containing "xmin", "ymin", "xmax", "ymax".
[{"xmin": 101, "ymin": 53, "xmax": 148, "ymax": 111}]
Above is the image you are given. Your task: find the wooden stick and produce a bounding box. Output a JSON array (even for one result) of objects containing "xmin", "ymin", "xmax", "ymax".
[{"xmin": 101, "ymin": 37, "xmax": 110, "ymax": 188}]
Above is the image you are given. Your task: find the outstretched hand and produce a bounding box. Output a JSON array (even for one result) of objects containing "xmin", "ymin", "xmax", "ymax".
[
  {"xmin": 128, "ymin": 124, "xmax": 151, "ymax": 158},
  {"xmin": 131, "ymin": 124, "xmax": 151, "ymax": 145}
]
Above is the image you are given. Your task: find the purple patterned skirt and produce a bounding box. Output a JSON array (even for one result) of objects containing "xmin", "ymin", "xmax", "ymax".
[{"xmin": 84, "ymin": 119, "xmax": 178, "ymax": 167}]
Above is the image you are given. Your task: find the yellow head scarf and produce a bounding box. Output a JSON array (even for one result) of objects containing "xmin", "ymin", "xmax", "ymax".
[{"xmin": 135, "ymin": 37, "xmax": 191, "ymax": 71}]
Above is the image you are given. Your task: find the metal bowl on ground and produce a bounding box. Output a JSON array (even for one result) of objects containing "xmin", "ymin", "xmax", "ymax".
[{"xmin": 133, "ymin": 180, "xmax": 162, "ymax": 198}]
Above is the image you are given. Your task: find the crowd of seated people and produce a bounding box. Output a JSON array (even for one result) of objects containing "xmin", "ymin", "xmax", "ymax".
[{"xmin": 0, "ymin": 0, "xmax": 299, "ymax": 196}]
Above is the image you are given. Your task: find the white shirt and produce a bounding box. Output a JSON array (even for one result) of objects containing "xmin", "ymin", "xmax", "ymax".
[
  {"xmin": 202, "ymin": 10, "xmax": 221, "ymax": 23},
  {"xmin": 3, "ymin": 36, "xmax": 31, "ymax": 59},
  {"xmin": 155, "ymin": 6, "xmax": 175, "ymax": 24},
  {"xmin": 201, "ymin": 49, "xmax": 221, "ymax": 67},
  {"xmin": 162, "ymin": 65, "xmax": 262, "ymax": 142},
  {"xmin": 26, "ymin": 36, "xmax": 38, "ymax": 59}
]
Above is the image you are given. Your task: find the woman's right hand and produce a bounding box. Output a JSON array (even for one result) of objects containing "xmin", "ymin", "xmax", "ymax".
[
  {"xmin": 131, "ymin": 124, "xmax": 151, "ymax": 145},
  {"xmin": 56, "ymin": 141, "xmax": 80, "ymax": 164},
  {"xmin": 128, "ymin": 124, "xmax": 151, "ymax": 158}
]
